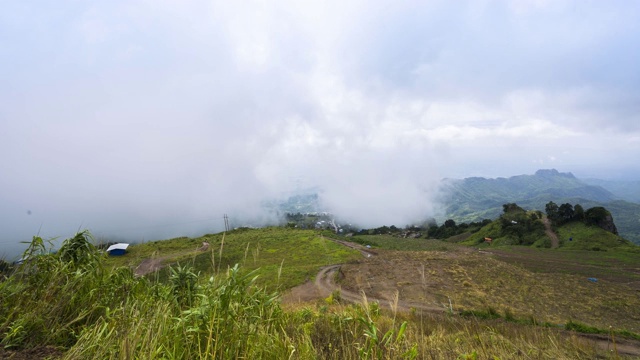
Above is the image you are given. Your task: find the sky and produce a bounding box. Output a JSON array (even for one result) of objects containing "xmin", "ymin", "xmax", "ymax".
[{"xmin": 1, "ymin": 1, "xmax": 640, "ymax": 257}]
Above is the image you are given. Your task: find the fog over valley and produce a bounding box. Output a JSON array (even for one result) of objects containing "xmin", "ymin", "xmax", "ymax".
[{"xmin": 2, "ymin": 1, "xmax": 640, "ymax": 258}]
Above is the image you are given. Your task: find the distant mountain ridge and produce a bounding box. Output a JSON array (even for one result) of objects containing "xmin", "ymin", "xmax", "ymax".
[
  {"xmin": 440, "ymin": 169, "xmax": 640, "ymax": 244},
  {"xmin": 582, "ymin": 178, "xmax": 640, "ymax": 203}
]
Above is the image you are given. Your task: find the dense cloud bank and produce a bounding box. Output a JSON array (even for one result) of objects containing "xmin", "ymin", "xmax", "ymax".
[{"xmin": 1, "ymin": 1, "xmax": 639, "ymax": 257}]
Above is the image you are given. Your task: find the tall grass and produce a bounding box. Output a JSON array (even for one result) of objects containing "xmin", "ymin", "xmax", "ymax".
[
  {"xmin": 66, "ymin": 264, "xmax": 290, "ymax": 359},
  {"xmin": 0, "ymin": 231, "xmax": 112, "ymax": 348},
  {"xmin": 0, "ymin": 230, "xmax": 626, "ymax": 359}
]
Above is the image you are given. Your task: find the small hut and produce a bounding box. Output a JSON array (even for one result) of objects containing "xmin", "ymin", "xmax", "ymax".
[{"xmin": 106, "ymin": 243, "xmax": 130, "ymax": 256}]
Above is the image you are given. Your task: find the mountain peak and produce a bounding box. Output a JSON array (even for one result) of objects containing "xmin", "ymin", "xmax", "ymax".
[{"xmin": 534, "ymin": 169, "xmax": 575, "ymax": 179}]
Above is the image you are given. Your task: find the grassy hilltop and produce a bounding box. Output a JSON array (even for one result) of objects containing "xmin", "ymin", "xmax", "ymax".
[
  {"xmin": 1, "ymin": 225, "xmax": 640, "ymax": 359},
  {"xmin": 441, "ymin": 169, "xmax": 640, "ymax": 244}
]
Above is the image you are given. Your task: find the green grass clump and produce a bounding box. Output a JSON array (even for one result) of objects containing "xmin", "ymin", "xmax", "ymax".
[
  {"xmin": 0, "ymin": 231, "xmax": 135, "ymax": 349},
  {"xmin": 146, "ymin": 228, "xmax": 362, "ymax": 290},
  {"xmin": 459, "ymin": 307, "xmax": 501, "ymax": 320},
  {"xmin": 347, "ymin": 235, "xmax": 458, "ymax": 252},
  {"xmin": 67, "ymin": 264, "xmax": 291, "ymax": 359},
  {"xmin": 462, "ymin": 220, "xmax": 504, "ymax": 246},
  {"xmin": 556, "ymin": 222, "xmax": 634, "ymax": 251},
  {"xmin": 565, "ymin": 320, "xmax": 640, "ymax": 341}
]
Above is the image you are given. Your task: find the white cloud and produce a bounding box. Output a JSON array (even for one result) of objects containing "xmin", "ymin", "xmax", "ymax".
[{"xmin": 0, "ymin": 0, "xmax": 639, "ymax": 255}]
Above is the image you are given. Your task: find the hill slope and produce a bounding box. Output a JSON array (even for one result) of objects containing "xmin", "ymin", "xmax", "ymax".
[
  {"xmin": 462, "ymin": 209, "xmax": 635, "ymax": 252},
  {"xmin": 582, "ymin": 178, "xmax": 640, "ymax": 203},
  {"xmin": 441, "ymin": 169, "xmax": 640, "ymax": 244}
]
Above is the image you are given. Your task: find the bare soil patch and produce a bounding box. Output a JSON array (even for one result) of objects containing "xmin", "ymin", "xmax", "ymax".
[
  {"xmin": 543, "ymin": 216, "xmax": 560, "ymax": 248},
  {"xmin": 578, "ymin": 333, "xmax": 640, "ymax": 358},
  {"xmin": 282, "ymin": 247, "xmax": 461, "ymax": 312},
  {"xmin": 485, "ymin": 247, "xmax": 640, "ymax": 289},
  {"xmin": 283, "ymin": 242, "xmax": 640, "ymax": 357},
  {"xmin": 134, "ymin": 258, "xmax": 165, "ymax": 277},
  {"xmin": 0, "ymin": 346, "xmax": 64, "ymax": 359},
  {"xmin": 338, "ymin": 250, "xmax": 466, "ymax": 310},
  {"xmin": 281, "ymin": 279, "xmax": 323, "ymax": 304}
]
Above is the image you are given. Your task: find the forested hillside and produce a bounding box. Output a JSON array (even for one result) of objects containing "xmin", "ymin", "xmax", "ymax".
[{"xmin": 440, "ymin": 169, "xmax": 640, "ymax": 244}]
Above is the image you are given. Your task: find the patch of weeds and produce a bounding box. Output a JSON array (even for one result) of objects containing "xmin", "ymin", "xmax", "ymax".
[
  {"xmin": 459, "ymin": 307, "xmax": 501, "ymax": 320},
  {"xmin": 565, "ymin": 320, "xmax": 640, "ymax": 340},
  {"xmin": 325, "ymin": 289, "xmax": 342, "ymax": 305},
  {"xmin": 504, "ymin": 308, "xmax": 515, "ymax": 322},
  {"xmin": 565, "ymin": 320, "xmax": 604, "ymax": 334}
]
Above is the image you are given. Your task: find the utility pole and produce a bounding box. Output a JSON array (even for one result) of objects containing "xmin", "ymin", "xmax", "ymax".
[{"xmin": 223, "ymin": 214, "xmax": 229, "ymax": 232}]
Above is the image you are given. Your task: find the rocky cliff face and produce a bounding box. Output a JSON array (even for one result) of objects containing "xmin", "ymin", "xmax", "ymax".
[
  {"xmin": 585, "ymin": 206, "xmax": 619, "ymax": 235},
  {"xmin": 597, "ymin": 214, "xmax": 619, "ymax": 235}
]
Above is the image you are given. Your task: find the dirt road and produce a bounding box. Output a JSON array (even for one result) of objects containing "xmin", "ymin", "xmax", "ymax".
[
  {"xmin": 542, "ymin": 216, "xmax": 559, "ymax": 248},
  {"xmin": 314, "ymin": 264, "xmax": 445, "ymax": 313},
  {"xmin": 134, "ymin": 258, "xmax": 164, "ymax": 277},
  {"xmin": 284, "ymin": 237, "xmax": 640, "ymax": 357},
  {"xmin": 288, "ymin": 236, "xmax": 444, "ymax": 312}
]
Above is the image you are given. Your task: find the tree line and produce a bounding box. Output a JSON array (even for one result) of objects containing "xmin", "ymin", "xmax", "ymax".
[{"xmin": 545, "ymin": 201, "xmax": 613, "ymax": 229}]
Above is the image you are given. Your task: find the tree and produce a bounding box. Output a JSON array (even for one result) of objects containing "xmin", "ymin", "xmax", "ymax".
[
  {"xmin": 427, "ymin": 225, "xmax": 439, "ymax": 238},
  {"xmin": 558, "ymin": 203, "xmax": 575, "ymax": 224},
  {"xmin": 444, "ymin": 219, "xmax": 456, "ymax": 228},
  {"xmin": 584, "ymin": 207, "xmax": 609, "ymax": 226},
  {"xmin": 583, "ymin": 206, "xmax": 618, "ymax": 234},
  {"xmin": 574, "ymin": 204, "xmax": 585, "ymax": 221},
  {"xmin": 503, "ymin": 203, "xmax": 524, "ymax": 214},
  {"xmin": 545, "ymin": 201, "xmax": 559, "ymax": 222}
]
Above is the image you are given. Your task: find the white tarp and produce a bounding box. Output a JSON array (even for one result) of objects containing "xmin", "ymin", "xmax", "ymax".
[{"xmin": 106, "ymin": 243, "xmax": 130, "ymax": 252}]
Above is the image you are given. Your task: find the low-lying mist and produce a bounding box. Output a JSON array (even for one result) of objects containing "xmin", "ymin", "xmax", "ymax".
[
  {"xmin": 3, "ymin": 1, "xmax": 639, "ymax": 258},
  {"xmin": 0, "ymin": 125, "xmax": 446, "ymax": 260}
]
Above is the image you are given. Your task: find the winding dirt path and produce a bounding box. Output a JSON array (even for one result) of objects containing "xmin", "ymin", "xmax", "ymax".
[
  {"xmin": 286, "ymin": 236, "xmax": 640, "ymax": 357},
  {"xmin": 542, "ymin": 216, "xmax": 560, "ymax": 249},
  {"xmin": 314, "ymin": 264, "xmax": 445, "ymax": 313},
  {"xmin": 134, "ymin": 258, "xmax": 165, "ymax": 277},
  {"xmin": 289, "ymin": 236, "xmax": 443, "ymax": 312},
  {"xmin": 578, "ymin": 333, "xmax": 640, "ymax": 358}
]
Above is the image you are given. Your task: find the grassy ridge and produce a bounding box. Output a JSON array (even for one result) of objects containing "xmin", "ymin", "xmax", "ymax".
[
  {"xmin": 461, "ymin": 215, "xmax": 634, "ymax": 250},
  {"xmin": 1, "ymin": 229, "xmax": 637, "ymax": 358},
  {"xmin": 556, "ymin": 222, "xmax": 636, "ymax": 251},
  {"xmin": 177, "ymin": 228, "xmax": 361, "ymax": 290},
  {"xmin": 104, "ymin": 235, "xmax": 203, "ymax": 268},
  {"xmin": 105, "ymin": 227, "xmax": 362, "ymax": 290},
  {"xmin": 347, "ymin": 234, "xmax": 459, "ymax": 251},
  {"xmin": 440, "ymin": 170, "xmax": 640, "ymax": 244}
]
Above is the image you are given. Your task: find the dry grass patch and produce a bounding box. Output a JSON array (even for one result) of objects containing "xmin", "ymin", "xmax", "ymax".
[{"xmin": 339, "ymin": 248, "xmax": 640, "ymax": 333}]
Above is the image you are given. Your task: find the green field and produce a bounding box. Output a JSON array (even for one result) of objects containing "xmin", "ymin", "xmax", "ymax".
[
  {"xmin": 556, "ymin": 222, "xmax": 636, "ymax": 251},
  {"xmin": 486, "ymin": 246, "xmax": 640, "ymax": 285},
  {"xmin": 346, "ymin": 234, "xmax": 460, "ymax": 251},
  {"xmin": 174, "ymin": 228, "xmax": 361, "ymax": 289},
  {"xmin": 2, "ymin": 228, "xmax": 639, "ymax": 359},
  {"xmin": 105, "ymin": 227, "xmax": 361, "ymax": 290}
]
